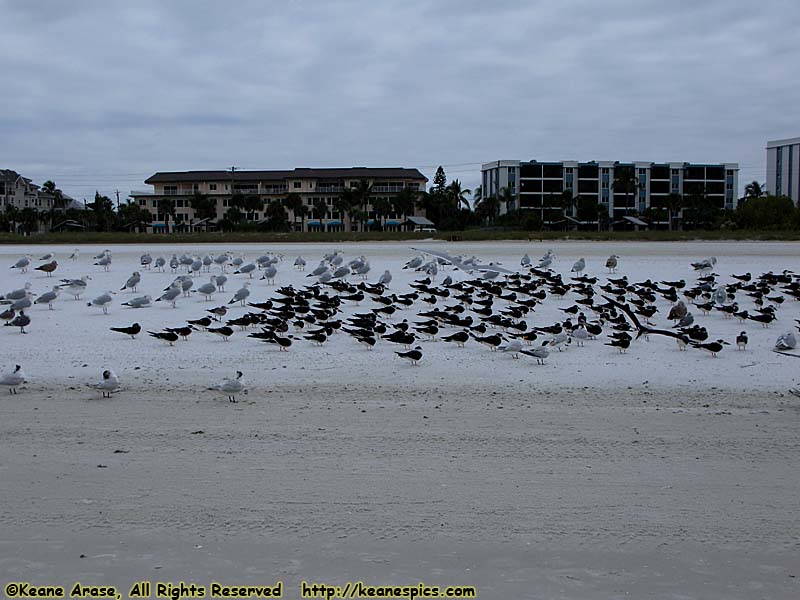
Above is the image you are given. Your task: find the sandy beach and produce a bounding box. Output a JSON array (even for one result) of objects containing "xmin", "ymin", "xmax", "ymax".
[{"xmin": 1, "ymin": 241, "xmax": 799, "ymax": 599}]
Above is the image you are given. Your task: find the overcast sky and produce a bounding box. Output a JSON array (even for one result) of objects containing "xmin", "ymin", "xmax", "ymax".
[{"xmin": 2, "ymin": 0, "xmax": 798, "ymax": 202}]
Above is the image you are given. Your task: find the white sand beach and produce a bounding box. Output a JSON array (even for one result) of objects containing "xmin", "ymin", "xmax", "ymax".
[{"xmin": 0, "ymin": 241, "xmax": 798, "ymax": 599}]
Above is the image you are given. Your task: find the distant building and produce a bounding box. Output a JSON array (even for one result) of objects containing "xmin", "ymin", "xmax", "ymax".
[
  {"xmin": 481, "ymin": 159, "xmax": 739, "ymax": 227},
  {"xmin": 0, "ymin": 169, "xmax": 52, "ymax": 211},
  {"xmin": 766, "ymin": 137, "xmax": 800, "ymax": 204},
  {"xmin": 131, "ymin": 167, "xmax": 429, "ymax": 232}
]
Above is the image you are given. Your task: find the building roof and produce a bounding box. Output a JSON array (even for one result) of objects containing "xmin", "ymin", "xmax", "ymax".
[
  {"xmin": 145, "ymin": 167, "xmax": 427, "ymax": 184},
  {"xmin": 767, "ymin": 136, "xmax": 800, "ymax": 148},
  {"xmin": 406, "ymin": 216, "xmax": 435, "ymax": 226},
  {"xmin": 0, "ymin": 169, "xmax": 21, "ymax": 183}
]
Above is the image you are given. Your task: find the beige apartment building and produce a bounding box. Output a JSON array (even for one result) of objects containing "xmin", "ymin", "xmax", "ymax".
[{"xmin": 130, "ymin": 167, "xmax": 431, "ymax": 232}]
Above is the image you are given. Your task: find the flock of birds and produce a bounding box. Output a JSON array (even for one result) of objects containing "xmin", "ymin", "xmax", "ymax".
[{"xmin": 2, "ymin": 246, "xmax": 800, "ymax": 401}]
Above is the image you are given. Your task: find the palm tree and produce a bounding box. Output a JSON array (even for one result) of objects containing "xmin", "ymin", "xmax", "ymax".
[
  {"xmin": 498, "ymin": 186, "xmax": 518, "ymax": 215},
  {"xmin": 351, "ymin": 179, "xmax": 373, "ymax": 217},
  {"xmin": 744, "ymin": 181, "xmax": 764, "ymax": 199},
  {"xmin": 371, "ymin": 197, "xmax": 392, "ymax": 229},
  {"xmin": 559, "ymin": 190, "xmax": 577, "ymax": 229},
  {"xmin": 334, "ymin": 188, "xmax": 357, "ymax": 231},
  {"xmin": 447, "ymin": 180, "xmax": 471, "ymax": 211},
  {"xmin": 189, "ymin": 192, "xmax": 218, "ymax": 222},
  {"xmin": 5, "ymin": 205, "xmax": 20, "ymax": 233},
  {"xmin": 157, "ymin": 198, "xmax": 176, "ymax": 234},
  {"xmin": 312, "ymin": 198, "xmax": 328, "ymax": 224},
  {"xmin": 392, "ymin": 188, "xmax": 418, "ymax": 221},
  {"xmin": 243, "ymin": 195, "xmax": 264, "ymax": 222},
  {"xmin": 664, "ymin": 192, "xmax": 684, "ymax": 231},
  {"xmin": 285, "ymin": 192, "xmax": 304, "ymax": 231}
]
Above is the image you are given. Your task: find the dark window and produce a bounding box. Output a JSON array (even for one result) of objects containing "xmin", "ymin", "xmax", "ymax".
[
  {"xmin": 578, "ymin": 164, "xmax": 598, "ymax": 179},
  {"xmin": 650, "ymin": 180, "xmax": 670, "ymax": 194},
  {"xmin": 293, "ymin": 182, "xmax": 301, "ymax": 188},
  {"xmin": 685, "ymin": 166, "xmax": 704, "ymax": 180},
  {"xmin": 683, "ymin": 181, "xmax": 705, "ymax": 196},
  {"xmin": 542, "ymin": 179, "xmax": 563, "ymax": 193},
  {"xmin": 520, "ymin": 180, "xmax": 542, "ymax": 192},
  {"xmin": 651, "ymin": 165, "xmax": 670, "ymax": 179},
  {"xmin": 578, "ymin": 179, "xmax": 598, "ymax": 194},
  {"xmin": 706, "ymin": 181, "xmax": 724, "ymax": 195},
  {"xmin": 210, "ymin": 184, "xmax": 217, "ymax": 191},
  {"xmin": 705, "ymin": 166, "xmax": 724, "ymax": 180},
  {"xmin": 542, "ymin": 164, "xmax": 563, "ymax": 179},
  {"xmin": 520, "ymin": 163, "xmax": 542, "ymax": 178}
]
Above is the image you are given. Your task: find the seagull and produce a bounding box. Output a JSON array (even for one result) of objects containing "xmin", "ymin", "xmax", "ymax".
[
  {"xmin": 88, "ymin": 291, "xmax": 115, "ymax": 314},
  {"xmin": 34, "ymin": 286, "xmax": 61, "ymax": 310},
  {"xmin": 236, "ymin": 263, "xmax": 257, "ymax": 278},
  {"xmin": 520, "ymin": 345, "xmax": 550, "ymax": 364},
  {"xmin": 121, "ymin": 295, "xmax": 152, "ymax": 309},
  {"xmin": 34, "ymin": 260, "xmax": 58, "ymax": 277},
  {"xmin": 10, "ymin": 294, "xmax": 33, "ymax": 311},
  {"xmin": 155, "ymin": 256, "xmax": 166, "ymax": 271},
  {"xmin": 140, "ymin": 253, "xmax": 153, "ymax": 269},
  {"xmin": 110, "ymin": 323, "xmax": 141, "ymax": 339},
  {"xmin": 215, "ymin": 274, "xmax": 228, "ymax": 291},
  {"xmin": 775, "ymin": 332, "xmax": 797, "ymax": 351},
  {"xmin": 228, "ymin": 282, "xmax": 251, "ymax": 305},
  {"xmin": 673, "ymin": 313, "xmax": 694, "ymax": 328},
  {"xmin": 195, "ymin": 277, "xmax": 217, "ymax": 301},
  {"xmin": 215, "ymin": 371, "xmax": 244, "ymax": 402},
  {"xmin": 94, "ymin": 254, "xmax": 112, "ymax": 271},
  {"xmin": 39, "ymin": 252, "xmax": 54, "ymax": 261},
  {"xmin": 691, "ymin": 257, "xmax": 717, "ymax": 272},
  {"xmin": 499, "ymin": 339, "xmax": 523, "ymax": 358},
  {"xmin": 261, "ymin": 266, "xmax": 277, "ymax": 284},
  {"xmin": 120, "ymin": 271, "xmax": 141, "ymax": 292},
  {"xmin": 605, "ymin": 255, "xmax": 619, "ymax": 273},
  {"xmin": 156, "ymin": 285, "xmax": 181, "ymax": 308},
  {"xmin": 0, "ymin": 365, "xmax": 27, "ymax": 393},
  {"xmin": 378, "ymin": 270, "xmax": 392, "ymax": 287},
  {"xmin": 10, "ymin": 257, "xmax": 31, "ymax": 272},
  {"xmin": 294, "ymin": 256, "xmax": 306, "ymax": 270},
  {"xmin": 68, "ymin": 249, "xmax": 79, "ymax": 262},
  {"xmin": 5, "ymin": 311, "xmax": 30, "ymax": 333},
  {"xmin": 571, "ymin": 258, "xmax": 586, "ymax": 275},
  {"xmin": 1, "ymin": 282, "xmax": 33, "ymax": 301},
  {"xmin": 89, "ymin": 369, "xmax": 119, "ymax": 398},
  {"xmin": 60, "ymin": 275, "xmax": 91, "ymax": 300},
  {"xmin": 520, "ymin": 254, "xmax": 531, "ymax": 267}
]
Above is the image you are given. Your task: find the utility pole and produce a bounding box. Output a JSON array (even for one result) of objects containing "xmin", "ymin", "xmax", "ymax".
[{"xmin": 115, "ymin": 189, "xmax": 120, "ymax": 211}]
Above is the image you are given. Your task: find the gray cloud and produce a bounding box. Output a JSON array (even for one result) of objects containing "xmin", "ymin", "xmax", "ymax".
[{"xmin": 1, "ymin": 0, "xmax": 797, "ymax": 200}]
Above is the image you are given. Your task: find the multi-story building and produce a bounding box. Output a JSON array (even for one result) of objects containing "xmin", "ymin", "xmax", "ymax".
[
  {"xmin": 481, "ymin": 160, "xmax": 739, "ymax": 227},
  {"xmin": 766, "ymin": 137, "xmax": 800, "ymax": 205},
  {"xmin": 131, "ymin": 167, "xmax": 430, "ymax": 232},
  {"xmin": 0, "ymin": 169, "xmax": 54, "ymax": 212}
]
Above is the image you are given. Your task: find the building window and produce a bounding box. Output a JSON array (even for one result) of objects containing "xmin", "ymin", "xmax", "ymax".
[
  {"xmin": 601, "ymin": 189, "xmax": 609, "ymax": 203},
  {"xmin": 164, "ymin": 185, "xmax": 177, "ymax": 196},
  {"xmin": 293, "ymin": 182, "xmax": 301, "ymax": 189},
  {"xmin": 601, "ymin": 168, "xmax": 609, "ymax": 174},
  {"xmin": 210, "ymin": 184, "xmax": 217, "ymax": 191}
]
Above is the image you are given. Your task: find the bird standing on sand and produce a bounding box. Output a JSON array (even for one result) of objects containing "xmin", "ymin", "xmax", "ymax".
[
  {"xmin": 1, "ymin": 365, "xmax": 27, "ymax": 393},
  {"xmin": 5, "ymin": 311, "xmax": 31, "ymax": 333},
  {"xmin": 228, "ymin": 282, "xmax": 251, "ymax": 305},
  {"xmin": 34, "ymin": 286, "xmax": 61, "ymax": 310},
  {"xmin": 110, "ymin": 323, "xmax": 141, "ymax": 339},
  {"xmin": 88, "ymin": 291, "xmax": 115, "ymax": 314},
  {"xmin": 10, "ymin": 257, "xmax": 31, "ymax": 272},
  {"xmin": 215, "ymin": 371, "xmax": 244, "ymax": 402},
  {"xmin": 605, "ymin": 255, "xmax": 619, "ymax": 273},
  {"xmin": 736, "ymin": 331, "xmax": 748, "ymax": 350},
  {"xmin": 395, "ymin": 346, "xmax": 423, "ymax": 365},
  {"xmin": 34, "ymin": 260, "xmax": 58, "ymax": 277},
  {"xmin": 121, "ymin": 271, "xmax": 141, "ymax": 292},
  {"xmin": 571, "ymin": 258, "xmax": 586, "ymax": 275},
  {"xmin": 89, "ymin": 369, "xmax": 119, "ymax": 398}
]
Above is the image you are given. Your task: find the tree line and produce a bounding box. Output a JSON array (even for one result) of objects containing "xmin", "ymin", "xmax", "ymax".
[{"xmin": 2, "ymin": 172, "xmax": 798, "ymax": 234}]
